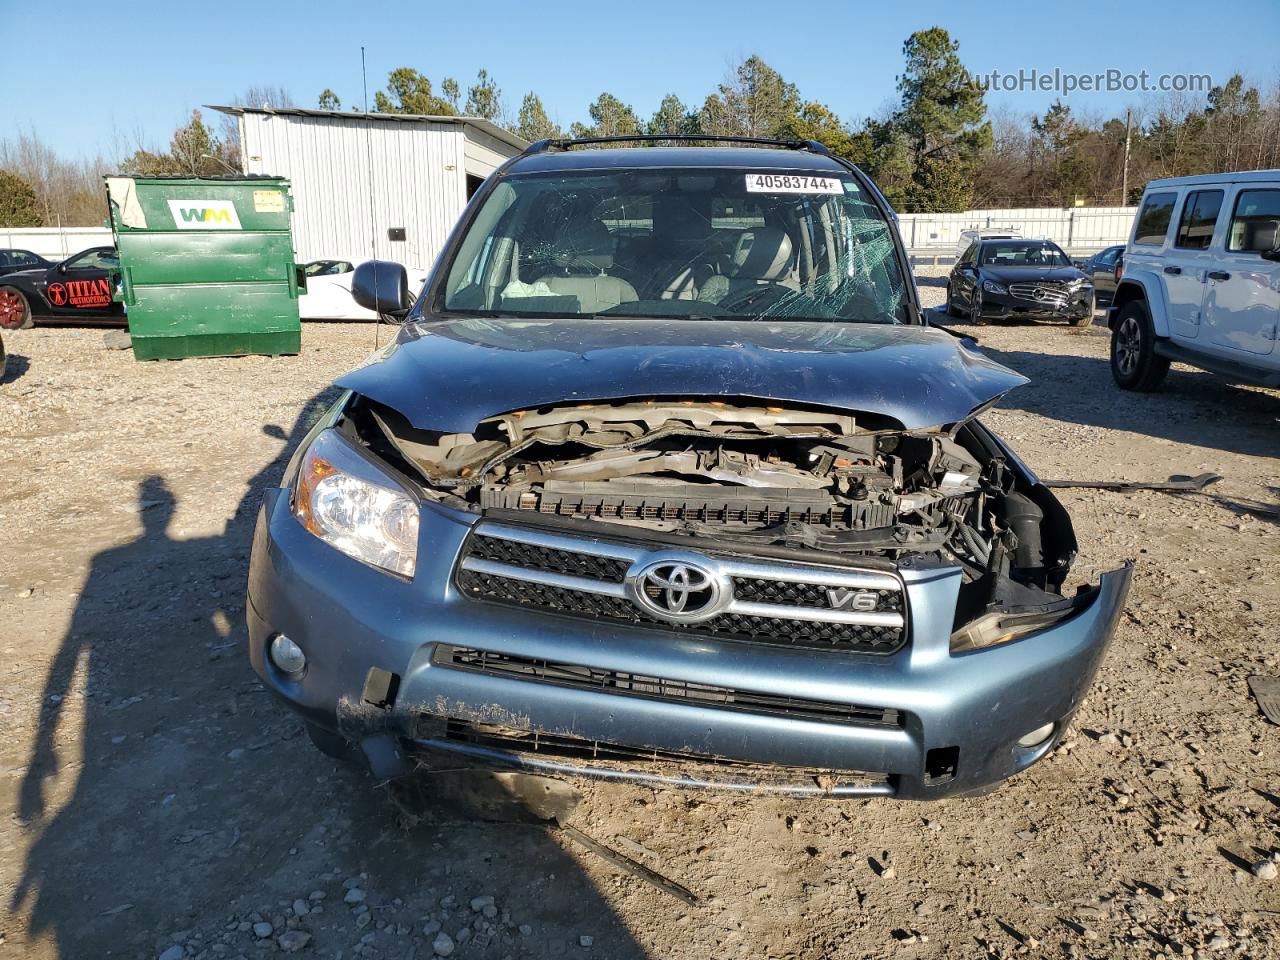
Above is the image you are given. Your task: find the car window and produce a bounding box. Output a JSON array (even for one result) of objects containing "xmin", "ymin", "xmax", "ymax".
[
  {"xmin": 1133, "ymin": 192, "xmax": 1177, "ymax": 246},
  {"xmin": 959, "ymin": 243, "xmax": 976, "ymax": 264},
  {"xmin": 1226, "ymin": 188, "xmax": 1280, "ymax": 253},
  {"xmin": 443, "ymin": 168, "xmax": 910, "ymax": 324},
  {"xmin": 64, "ymin": 249, "xmax": 119, "ymax": 271},
  {"xmin": 3, "ymin": 250, "xmax": 41, "ymax": 268},
  {"xmin": 1098, "ymin": 248, "xmax": 1118, "ymax": 266},
  {"xmin": 1174, "ymin": 190, "xmax": 1224, "ymax": 250},
  {"xmin": 978, "ymin": 241, "xmax": 1071, "ymax": 266}
]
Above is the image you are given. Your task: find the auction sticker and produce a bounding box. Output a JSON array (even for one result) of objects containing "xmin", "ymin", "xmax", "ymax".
[
  {"xmin": 253, "ymin": 190, "xmax": 285, "ymax": 213},
  {"xmin": 745, "ymin": 173, "xmax": 843, "ymax": 194}
]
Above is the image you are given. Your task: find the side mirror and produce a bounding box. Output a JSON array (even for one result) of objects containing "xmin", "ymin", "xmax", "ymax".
[
  {"xmin": 1260, "ymin": 247, "xmax": 1280, "ymax": 262},
  {"xmin": 352, "ymin": 260, "xmax": 411, "ymax": 316}
]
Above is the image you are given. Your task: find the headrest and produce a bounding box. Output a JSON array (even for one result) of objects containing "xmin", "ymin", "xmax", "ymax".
[
  {"xmin": 552, "ymin": 218, "xmax": 615, "ymax": 272},
  {"xmin": 728, "ymin": 228, "xmax": 793, "ymax": 280},
  {"xmin": 1246, "ymin": 219, "xmax": 1279, "ymax": 252}
]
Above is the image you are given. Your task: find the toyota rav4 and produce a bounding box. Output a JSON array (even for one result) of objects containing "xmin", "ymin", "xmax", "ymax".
[{"xmin": 246, "ymin": 137, "xmax": 1131, "ymax": 800}]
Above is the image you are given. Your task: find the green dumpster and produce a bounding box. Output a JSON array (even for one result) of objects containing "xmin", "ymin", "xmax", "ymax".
[{"xmin": 105, "ymin": 175, "xmax": 302, "ymax": 360}]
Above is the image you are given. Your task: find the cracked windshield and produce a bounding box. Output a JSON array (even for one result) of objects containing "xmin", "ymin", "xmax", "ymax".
[{"xmin": 443, "ymin": 167, "xmax": 909, "ymax": 323}]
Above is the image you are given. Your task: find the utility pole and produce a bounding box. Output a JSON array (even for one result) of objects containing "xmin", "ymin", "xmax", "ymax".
[{"xmin": 1121, "ymin": 109, "xmax": 1133, "ymax": 205}]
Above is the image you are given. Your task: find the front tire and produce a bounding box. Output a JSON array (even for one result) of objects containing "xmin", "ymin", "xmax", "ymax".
[
  {"xmin": 305, "ymin": 721, "xmax": 358, "ymax": 765},
  {"xmin": 971, "ymin": 289, "xmax": 986, "ymax": 324},
  {"xmin": 946, "ymin": 283, "xmax": 964, "ymax": 318},
  {"xmin": 1070, "ymin": 292, "xmax": 1095, "ymax": 327},
  {"xmin": 1110, "ymin": 301, "xmax": 1169, "ymax": 391},
  {"xmin": 0, "ymin": 287, "xmax": 31, "ymax": 330}
]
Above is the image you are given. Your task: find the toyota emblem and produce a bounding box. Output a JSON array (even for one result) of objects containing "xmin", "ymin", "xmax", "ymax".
[{"xmin": 629, "ymin": 557, "xmax": 727, "ymax": 623}]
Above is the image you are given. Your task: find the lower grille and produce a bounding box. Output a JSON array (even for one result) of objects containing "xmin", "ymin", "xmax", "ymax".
[
  {"xmin": 435, "ymin": 718, "xmax": 892, "ymax": 789},
  {"xmin": 438, "ymin": 646, "xmax": 902, "ymax": 727},
  {"xmin": 456, "ymin": 522, "xmax": 908, "ymax": 654},
  {"xmin": 1009, "ymin": 281, "xmax": 1070, "ymax": 309}
]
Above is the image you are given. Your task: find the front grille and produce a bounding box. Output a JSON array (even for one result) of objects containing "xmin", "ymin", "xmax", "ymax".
[
  {"xmin": 454, "ymin": 522, "xmax": 908, "ymax": 654},
  {"xmin": 1009, "ymin": 281, "xmax": 1070, "ymax": 309},
  {"xmin": 438, "ymin": 646, "xmax": 902, "ymax": 727},
  {"xmin": 435, "ymin": 718, "xmax": 891, "ymax": 789}
]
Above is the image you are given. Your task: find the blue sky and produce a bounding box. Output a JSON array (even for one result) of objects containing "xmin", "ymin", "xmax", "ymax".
[{"xmin": 7, "ymin": 0, "xmax": 1278, "ymax": 159}]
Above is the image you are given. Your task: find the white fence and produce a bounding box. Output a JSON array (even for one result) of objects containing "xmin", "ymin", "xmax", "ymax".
[
  {"xmin": 1, "ymin": 226, "xmax": 113, "ymax": 259},
  {"xmin": 5, "ymin": 205, "xmax": 1138, "ymax": 266},
  {"xmin": 899, "ymin": 206, "xmax": 1136, "ymax": 255}
]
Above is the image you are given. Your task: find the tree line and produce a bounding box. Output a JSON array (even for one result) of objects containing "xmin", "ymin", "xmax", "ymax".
[{"xmin": 3, "ymin": 28, "xmax": 1278, "ymax": 226}]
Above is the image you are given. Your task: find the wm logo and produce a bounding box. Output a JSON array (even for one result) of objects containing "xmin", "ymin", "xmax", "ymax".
[
  {"xmin": 178, "ymin": 207, "xmax": 232, "ymax": 223},
  {"xmin": 167, "ymin": 199, "xmax": 241, "ymax": 229}
]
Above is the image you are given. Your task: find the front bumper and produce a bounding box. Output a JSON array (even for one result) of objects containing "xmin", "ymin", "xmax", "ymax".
[
  {"xmin": 247, "ymin": 488, "xmax": 1131, "ymax": 800},
  {"xmin": 978, "ymin": 287, "xmax": 1093, "ymax": 322}
]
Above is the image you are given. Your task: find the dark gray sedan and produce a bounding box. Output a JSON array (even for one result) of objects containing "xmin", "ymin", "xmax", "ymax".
[
  {"xmin": 1077, "ymin": 245, "xmax": 1124, "ymax": 304},
  {"xmin": 947, "ymin": 239, "xmax": 1095, "ymax": 325}
]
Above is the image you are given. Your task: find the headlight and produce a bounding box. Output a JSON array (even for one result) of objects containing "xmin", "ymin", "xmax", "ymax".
[
  {"xmin": 292, "ymin": 428, "xmax": 419, "ymax": 577},
  {"xmin": 950, "ymin": 601, "xmax": 1084, "ymax": 653},
  {"xmin": 982, "ymin": 280, "xmax": 1007, "ymax": 295}
]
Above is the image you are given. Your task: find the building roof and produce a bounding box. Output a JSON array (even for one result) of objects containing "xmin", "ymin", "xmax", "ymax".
[
  {"xmin": 207, "ymin": 105, "xmax": 528, "ymax": 152},
  {"xmin": 509, "ymin": 145, "xmax": 847, "ymax": 175}
]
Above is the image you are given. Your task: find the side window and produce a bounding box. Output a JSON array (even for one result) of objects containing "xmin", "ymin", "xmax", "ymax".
[
  {"xmin": 1227, "ymin": 188, "xmax": 1280, "ymax": 253},
  {"xmin": 1098, "ymin": 248, "xmax": 1118, "ymax": 266},
  {"xmin": 959, "ymin": 243, "xmax": 976, "ymax": 265},
  {"xmin": 1133, "ymin": 192, "xmax": 1178, "ymax": 246},
  {"xmin": 1174, "ymin": 190, "xmax": 1224, "ymax": 250}
]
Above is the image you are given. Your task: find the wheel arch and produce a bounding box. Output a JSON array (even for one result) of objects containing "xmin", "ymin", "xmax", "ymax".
[{"xmin": 1107, "ymin": 273, "xmax": 1169, "ymax": 337}]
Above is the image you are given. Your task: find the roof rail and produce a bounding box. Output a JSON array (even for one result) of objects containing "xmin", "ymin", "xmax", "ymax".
[{"xmin": 520, "ymin": 135, "xmax": 830, "ymax": 157}]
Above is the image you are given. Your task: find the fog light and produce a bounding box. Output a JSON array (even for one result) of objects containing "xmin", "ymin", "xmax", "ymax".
[
  {"xmin": 269, "ymin": 633, "xmax": 306, "ymax": 674},
  {"xmin": 1017, "ymin": 723, "xmax": 1055, "ymax": 748}
]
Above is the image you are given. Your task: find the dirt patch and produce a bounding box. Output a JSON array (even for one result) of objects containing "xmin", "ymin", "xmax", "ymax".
[{"xmin": 1, "ymin": 282, "xmax": 1277, "ymax": 959}]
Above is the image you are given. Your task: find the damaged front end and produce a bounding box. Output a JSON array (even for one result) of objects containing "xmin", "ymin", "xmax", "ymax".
[
  {"xmin": 346, "ymin": 393, "xmax": 1089, "ymax": 653},
  {"xmin": 247, "ymin": 385, "xmax": 1130, "ymax": 799}
]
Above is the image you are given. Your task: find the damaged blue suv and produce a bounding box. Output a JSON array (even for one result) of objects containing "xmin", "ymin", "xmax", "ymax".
[{"xmin": 246, "ymin": 137, "xmax": 1131, "ymax": 800}]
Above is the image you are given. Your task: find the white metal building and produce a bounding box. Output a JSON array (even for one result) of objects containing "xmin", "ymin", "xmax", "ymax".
[{"xmin": 210, "ymin": 105, "xmax": 526, "ymax": 270}]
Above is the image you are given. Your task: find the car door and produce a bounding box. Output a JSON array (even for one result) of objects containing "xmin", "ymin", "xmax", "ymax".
[
  {"xmin": 1091, "ymin": 247, "xmax": 1121, "ymax": 299},
  {"xmin": 1163, "ymin": 188, "xmax": 1224, "ymax": 341},
  {"xmin": 951, "ymin": 242, "xmax": 978, "ymax": 306},
  {"xmin": 38, "ymin": 247, "xmax": 123, "ymax": 320},
  {"xmin": 1203, "ymin": 184, "xmax": 1280, "ymax": 356}
]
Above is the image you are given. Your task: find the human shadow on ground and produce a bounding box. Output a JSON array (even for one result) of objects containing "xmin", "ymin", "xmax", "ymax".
[
  {"xmin": 0, "ymin": 351, "xmax": 30, "ymax": 384},
  {"xmin": 12, "ymin": 396, "xmax": 649, "ymax": 958}
]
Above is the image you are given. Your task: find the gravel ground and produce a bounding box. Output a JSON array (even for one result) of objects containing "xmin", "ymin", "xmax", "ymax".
[{"xmin": 1, "ymin": 268, "xmax": 1278, "ymax": 959}]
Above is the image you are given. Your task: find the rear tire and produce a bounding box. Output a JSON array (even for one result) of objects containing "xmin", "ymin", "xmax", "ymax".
[
  {"xmin": 0, "ymin": 287, "xmax": 31, "ymax": 330},
  {"xmin": 1110, "ymin": 300, "xmax": 1169, "ymax": 391}
]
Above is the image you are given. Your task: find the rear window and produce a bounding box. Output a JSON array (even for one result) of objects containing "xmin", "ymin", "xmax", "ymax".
[
  {"xmin": 1133, "ymin": 192, "xmax": 1177, "ymax": 245},
  {"xmin": 1227, "ymin": 189, "xmax": 1280, "ymax": 253}
]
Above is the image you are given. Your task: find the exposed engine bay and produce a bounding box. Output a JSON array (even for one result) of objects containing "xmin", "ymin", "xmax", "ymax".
[{"xmin": 348, "ymin": 397, "xmax": 1078, "ymax": 624}]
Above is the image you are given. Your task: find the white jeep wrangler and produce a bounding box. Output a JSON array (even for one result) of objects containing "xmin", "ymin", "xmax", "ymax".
[{"xmin": 1109, "ymin": 171, "xmax": 1280, "ymax": 390}]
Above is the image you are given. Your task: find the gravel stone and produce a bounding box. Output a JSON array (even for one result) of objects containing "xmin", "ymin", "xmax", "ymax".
[
  {"xmin": 432, "ymin": 931, "xmax": 455, "ymax": 957},
  {"xmin": 344, "ymin": 887, "xmax": 367, "ymax": 904},
  {"xmin": 252, "ymin": 922, "xmax": 273, "ymax": 939},
  {"xmin": 1251, "ymin": 860, "xmax": 1278, "ymax": 881},
  {"xmin": 277, "ymin": 931, "xmax": 312, "ymax": 953},
  {"xmin": 158, "ymin": 947, "xmax": 185, "ymax": 960}
]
